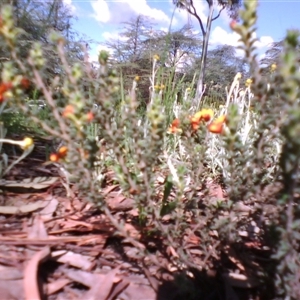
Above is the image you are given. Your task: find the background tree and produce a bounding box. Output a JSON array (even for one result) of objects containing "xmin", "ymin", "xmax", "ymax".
[
  {"xmin": 151, "ymin": 25, "xmax": 201, "ymax": 70},
  {"xmin": 0, "ymin": 0, "xmax": 86, "ymax": 86},
  {"xmin": 173, "ymin": 0, "xmax": 241, "ymax": 107},
  {"xmin": 105, "ymin": 17, "xmax": 202, "ymax": 107},
  {"xmin": 105, "ymin": 15, "xmax": 156, "ymax": 107},
  {"xmin": 183, "ymin": 44, "xmax": 247, "ymax": 104},
  {"xmin": 260, "ymin": 32, "xmax": 300, "ymax": 75},
  {"xmin": 145, "ymin": 24, "xmax": 202, "ymax": 104},
  {"xmin": 205, "ymin": 44, "xmax": 246, "ymax": 85}
]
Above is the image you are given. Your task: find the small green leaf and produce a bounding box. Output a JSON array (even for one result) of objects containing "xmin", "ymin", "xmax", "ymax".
[
  {"xmin": 162, "ymin": 175, "xmax": 173, "ymax": 203},
  {"xmin": 160, "ymin": 175, "xmax": 176, "ymax": 217},
  {"xmin": 160, "ymin": 201, "xmax": 177, "ymax": 217}
]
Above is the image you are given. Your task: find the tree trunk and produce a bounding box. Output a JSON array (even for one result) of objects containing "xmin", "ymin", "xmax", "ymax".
[{"xmin": 194, "ymin": 3, "xmax": 214, "ymax": 109}]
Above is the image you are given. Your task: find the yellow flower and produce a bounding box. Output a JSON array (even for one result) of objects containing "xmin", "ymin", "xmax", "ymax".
[
  {"xmin": 20, "ymin": 137, "xmax": 34, "ymax": 150},
  {"xmin": 134, "ymin": 75, "xmax": 140, "ymax": 82},
  {"xmin": 245, "ymin": 78, "xmax": 252, "ymax": 87},
  {"xmin": 153, "ymin": 54, "xmax": 160, "ymax": 61},
  {"xmin": 271, "ymin": 63, "xmax": 277, "ymax": 72}
]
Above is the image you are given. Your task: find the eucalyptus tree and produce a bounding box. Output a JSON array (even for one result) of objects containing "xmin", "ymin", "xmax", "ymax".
[{"xmin": 173, "ymin": 0, "xmax": 241, "ymax": 107}]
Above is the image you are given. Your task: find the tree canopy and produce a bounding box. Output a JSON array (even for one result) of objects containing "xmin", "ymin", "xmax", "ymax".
[
  {"xmin": 105, "ymin": 15, "xmax": 202, "ymax": 105},
  {"xmin": 0, "ymin": 0, "xmax": 86, "ymax": 83}
]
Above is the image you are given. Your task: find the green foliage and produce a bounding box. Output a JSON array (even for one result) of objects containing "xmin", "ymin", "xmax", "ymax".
[
  {"xmin": 0, "ymin": 108, "xmax": 50, "ymax": 136},
  {"xmin": 105, "ymin": 16, "xmax": 201, "ymax": 109},
  {"xmin": 274, "ymin": 31, "xmax": 300, "ymax": 298},
  {"xmin": 205, "ymin": 45, "xmax": 247, "ymax": 86},
  {"xmin": 0, "ymin": 0, "xmax": 86, "ymax": 85}
]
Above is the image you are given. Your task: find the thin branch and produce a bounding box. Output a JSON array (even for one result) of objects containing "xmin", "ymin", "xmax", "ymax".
[
  {"xmin": 28, "ymin": 57, "xmax": 70, "ymax": 143},
  {"xmin": 180, "ymin": 0, "xmax": 206, "ymax": 36},
  {"xmin": 212, "ymin": 4, "xmax": 226, "ymax": 21}
]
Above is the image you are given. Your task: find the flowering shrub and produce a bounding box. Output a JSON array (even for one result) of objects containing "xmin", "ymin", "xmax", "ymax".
[
  {"xmin": 168, "ymin": 108, "xmax": 227, "ymax": 136},
  {"xmin": 0, "ymin": 1, "xmax": 300, "ymax": 298}
]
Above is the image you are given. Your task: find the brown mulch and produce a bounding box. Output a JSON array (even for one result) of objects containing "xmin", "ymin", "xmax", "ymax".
[{"xmin": 0, "ymin": 135, "xmax": 279, "ymax": 300}]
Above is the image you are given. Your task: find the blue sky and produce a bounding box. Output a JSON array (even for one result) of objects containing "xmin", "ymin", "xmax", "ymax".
[{"xmin": 63, "ymin": 0, "xmax": 300, "ymax": 63}]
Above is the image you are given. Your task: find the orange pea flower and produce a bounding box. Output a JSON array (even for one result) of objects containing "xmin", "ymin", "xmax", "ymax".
[
  {"xmin": 190, "ymin": 108, "xmax": 214, "ymax": 131},
  {"xmin": 190, "ymin": 116, "xmax": 201, "ymax": 131},
  {"xmin": 86, "ymin": 111, "xmax": 94, "ymax": 122},
  {"xmin": 20, "ymin": 77, "xmax": 30, "ymax": 90},
  {"xmin": 214, "ymin": 115, "xmax": 227, "ymax": 124},
  {"xmin": 207, "ymin": 115, "xmax": 227, "ymax": 134},
  {"xmin": 168, "ymin": 118, "xmax": 182, "ymax": 134},
  {"xmin": 207, "ymin": 122, "xmax": 224, "ymax": 134},
  {"xmin": 0, "ymin": 82, "xmax": 13, "ymax": 102},
  {"xmin": 199, "ymin": 108, "xmax": 214, "ymax": 122},
  {"xmin": 190, "ymin": 111, "xmax": 202, "ymax": 123},
  {"xmin": 57, "ymin": 146, "xmax": 68, "ymax": 158},
  {"xmin": 50, "ymin": 146, "xmax": 68, "ymax": 162},
  {"xmin": 0, "ymin": 82, "xmax": 13, "ymax": 94},
  {"xmin": 62, "ymin": 104, "xmax": 75, "ymax": 117},
  {"xmin": 49, "ymin": 153, "xmax": 59, "ymax": 162}
]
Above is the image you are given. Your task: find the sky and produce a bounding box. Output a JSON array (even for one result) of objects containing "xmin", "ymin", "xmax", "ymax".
[{"xmin": 63, "ymin": 0, "xmax": 300, "ymax": 63}]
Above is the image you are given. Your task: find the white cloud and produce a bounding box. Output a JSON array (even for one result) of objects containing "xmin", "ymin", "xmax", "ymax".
[
  {"xmin": 91, "ymin": 0, "xmax": 111, "ymax": 23},
  {"xmin": 160, "ymin": 27, "xmax": 169, "ymax": 33},
  {"xmin": 124, "ymin": 0, "xmax": 170, "ymax": 23},
  {"xmin": 208, "ymin": 26, "xmax": 274, "ymax": 59},
  {"xmin": 91, "ymin": 0, "xmax": 170, "ymax": 25},
  {"xmin": 102, "ymin": 31, "xmax": 129, "ymax": 42},
  {"xmin": 210, "ymin": 26, "xmax": 241, "ymax": 47},
  {"xmin": 210, "ymin": 26, "xmax": 273, "ymax": 49},
  {"xmin": 254, "ymin": 35, "xmax": 274, "ymax": 49}
]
